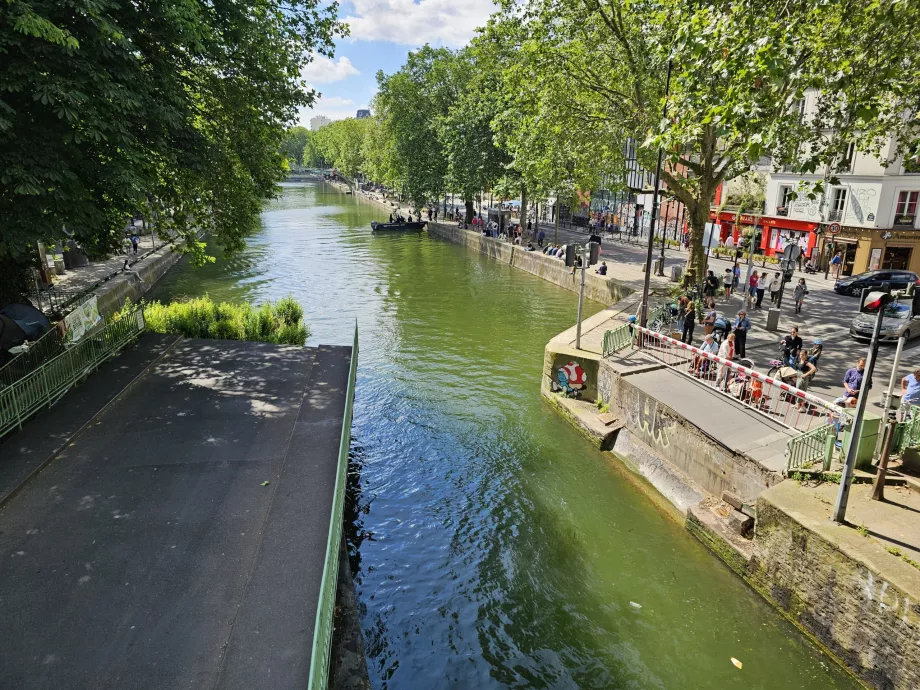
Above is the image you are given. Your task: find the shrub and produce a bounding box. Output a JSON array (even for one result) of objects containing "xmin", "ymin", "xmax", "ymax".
[{"xmin": 135, "ymin": 295, "xmax": 309, "ymax": 345}]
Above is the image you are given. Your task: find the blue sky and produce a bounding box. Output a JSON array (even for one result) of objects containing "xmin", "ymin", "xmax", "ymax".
[{"xmin": 298, "ymin": 0, "xmax": 496, "ymax": 125}]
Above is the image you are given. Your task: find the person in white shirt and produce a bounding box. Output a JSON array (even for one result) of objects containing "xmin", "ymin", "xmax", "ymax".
[
  {"xmin": 769, "ymin": 272, "xmax": 782, "ymax": 304},
  {"xmin": 715, "ymin": 333, "xmax": 736, "ymax": 390},
  {"xmin": 755, "ymin": 271, "xmax": 769, "ymax": 309}
]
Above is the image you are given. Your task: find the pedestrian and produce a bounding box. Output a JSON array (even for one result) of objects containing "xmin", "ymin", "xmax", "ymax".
[
  {"xmin": 433, "ymin": 206, "xmax": 438, "ymax": 221},
  {"xmin": 538, "ymin": 228, "xmax": 545, "ymax": 247},
  {"xmin": 733, "ymin": 310, "xmax": 750, "ymax": 358},
  {"xmin": 682, "ymin": 299, "xmax": 696, "ymax": 344},
  {"xmin": 692, "ymin": 332, "xmax": 718, "ymax": 374},
  {"xmin": 769, "ymin": 272, "xmax": 782, "ymax": 304},
  {"xmin": 793, "ymin": 277, "xmax": 808, "ymax": 314},
  {"xmin": 677, "ymin": 295, "xmax": 688, "ymax": 332},
  {"xmin": 131, "ymin": 233, "xmax": 139, "ymax": 254},
  {"xmin": 900, "ymin": 368, "xmax": 920, "ymax": 418},
  {"xmin": 830, "ymin": 251, "xmax": 842, "ymax": 279},
  {"xmin": 756, "ymin": 271, "xmax": 768, "ymax": 309},
  {"xmin": 834, "ymin": 358, "xmax": 866, "ymax": 408},
  {"xmin": 716, "ymin": 333, "xmax": 736, "ymax": 390},
  {"xmin": 748, "ymin": 271, "xmax": 758, "ymax": 309},
  {"xmin": 389, "ymin": 212, "xmax": 394, "ymax": 223},
  {"xmin": 702, "ymin": 301, "xmax": 717, "ymax": 335},
  {"xmin": 732, "ymin": 263, "xmax": 741, "ymax": 294},
  {"xmin": 793, "ymin": 350, "xmax": 817, "ymax": 410},
  {"xmin": 723, "ymin": 269, "xmax": 733, "ymax": 299},
  {"xmin": 704, "ymin": 270, "xmax": 719, "ymax": 299},
  {"xmin": 427, "ymin": 207, "xmax": 432, "ymax": 221}
]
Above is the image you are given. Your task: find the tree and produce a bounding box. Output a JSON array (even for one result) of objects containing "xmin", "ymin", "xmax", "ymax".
[
  {"xmin": 375, "ymin": 46, "xmax": 468, "ymax": 214},
  {"xmin": 489, "ymin": 0, "xmax": 920, "ymax": 284},
  {"xmin": 280, "ymin": 127, "xmax": 310, "ymax": 167},
  {"xmin": 0, "ymin": 0, "xmax": 346, "ymax": 300},
  {"xmin": 314, "ymin": 117, "xmax": 370, "ymax": 183}
]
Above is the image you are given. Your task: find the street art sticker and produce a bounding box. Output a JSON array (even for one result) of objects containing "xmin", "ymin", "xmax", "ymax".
[
  {"xmin": 553, "ymin": 360, "xmax": 587, "ymax": 398},
  {"xmin": 629, "ymin": 388, "xmax": 671, "ymax": 448}
]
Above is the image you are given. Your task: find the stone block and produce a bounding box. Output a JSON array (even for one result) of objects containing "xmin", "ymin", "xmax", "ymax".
[
  {"xmin": 721, "ymin": 491, "xmax": 743, "ymax": 510},
  {"xmin": 598, "ymin": 412, "xmax": 619, "ymax": 426},
  {"xmin": 727, "ymin": 510, "xmax": 754, "ymax": 537}
]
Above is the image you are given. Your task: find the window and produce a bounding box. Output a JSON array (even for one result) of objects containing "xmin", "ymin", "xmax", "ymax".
[
  {"xmin": 896, "ymin": 191, "xmax": 919, "ymax": 216},
  {"xmin": 832, "ymin": 188, "xmax": 848, "ymax": 212},
  {"xmin": 779, "ymin": 186, "xmax": 795, "ymax": 207},
  {"xmin": 791, "ymin": 99, "xmax": 806, "ymax": 119},
  {"xmin": 835, "ymin": 143, "xmax": 855, "ymax": 173}
]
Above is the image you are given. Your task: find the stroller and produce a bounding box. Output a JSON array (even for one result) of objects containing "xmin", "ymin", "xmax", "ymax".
[{"xmin": 711, "ymin": 316, "xmax": 732, "ymax": 344}]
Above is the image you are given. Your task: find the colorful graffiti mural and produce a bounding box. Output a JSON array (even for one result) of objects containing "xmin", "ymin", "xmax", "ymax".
[{"xmin": 552, "ymin": 360, "xmax": 588, "ymax": 398}]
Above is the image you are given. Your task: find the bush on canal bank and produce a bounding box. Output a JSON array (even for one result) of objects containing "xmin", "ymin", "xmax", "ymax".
[{"xmin": 119, "ymin": 296, "xmax": 309, "ymax": 345}]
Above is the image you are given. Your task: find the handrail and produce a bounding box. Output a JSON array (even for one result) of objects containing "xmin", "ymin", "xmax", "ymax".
[
  {"xmin": 785, "ymin": 423, "xmax": 837, "ymax": 473},
  {"xmin": 0, "ymin": 308, "xmax": 145, "ymax": 438},
  {"xmin": 0, "ymin": 324, "xmax": 66, "ymax": 388},
  {"xmin": 307, "ymin": 323, "xmax": 359, "ymax": 689}
]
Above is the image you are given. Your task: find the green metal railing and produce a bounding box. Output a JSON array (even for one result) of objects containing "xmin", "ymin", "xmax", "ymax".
[
  {"xmin": 0, "ymin": 308, "xmax": 145, "ymax": 438},
  {"xmin": 0, "ymin": 325, "xmax": 67, "ymax": 388},
  {"xmin": 307, "ymin": 323, "xmax": 359, "ymax": 690},
  {"xmin": 785, "ymin": 423, "xmax": 836, "ymax": 473},
  {"xmin": 896, "ymin": 405, "xmax": 920, "ymax": 453},
  {"xmin": 602, "ymin": 324, "xmax": 633, "ymax": 357}
]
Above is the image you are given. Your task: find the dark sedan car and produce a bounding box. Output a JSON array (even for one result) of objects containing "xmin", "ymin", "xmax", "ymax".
[{"xmin": 834, "ymin": 269, "xmax": 919, "ymax": 296}]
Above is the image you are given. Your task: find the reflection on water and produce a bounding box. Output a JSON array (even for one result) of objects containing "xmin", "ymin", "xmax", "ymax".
[{"xmin": 150, "ymin": 183, "xmax": 856, "ymax": 690}]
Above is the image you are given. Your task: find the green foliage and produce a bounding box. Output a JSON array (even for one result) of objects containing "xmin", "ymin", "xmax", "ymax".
[
  {"xmin": 280, "ymin": 127, "xmax": 311, "ymax": 167},
  {"xmin": 142, "ymin": 296, "xmax": 309, "ymax": 345},
  {"xmin": 0, "ymin": 0, "xmax": 347, "ymax": 270},
  {"xmin": 314, "ymin": 117, "xmax": 371, "ymax": 182}
]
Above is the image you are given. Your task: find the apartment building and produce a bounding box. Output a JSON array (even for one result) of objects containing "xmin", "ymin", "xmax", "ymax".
[{"xmin": 765, "ymin": 137, "xmax": 920, "ymax": 276}]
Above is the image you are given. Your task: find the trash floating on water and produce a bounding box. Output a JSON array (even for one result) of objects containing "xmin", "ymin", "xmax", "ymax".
[
  {"xmin": 731, "ymin": 657, "xmax": 743, "ymax": 669},
  {"xmin": 260, "ymin": 481, "xmax": 270, "ymax": 487},
  {"xmin": 629, "ymin": 601, "xmax": 642, "ymax": 610}
]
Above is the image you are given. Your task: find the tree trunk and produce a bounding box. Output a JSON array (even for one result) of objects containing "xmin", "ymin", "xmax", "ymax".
[
  {"xmin": 464, "ymin": 198, "xmax": 474, "ymax": 224},
  {"xmin": 520, "ymin": 183, "xmax": 528, "ymax": 238},
  {"xmin": 683, "ymin": 200, "xmax": 709, "ymax": 288}
]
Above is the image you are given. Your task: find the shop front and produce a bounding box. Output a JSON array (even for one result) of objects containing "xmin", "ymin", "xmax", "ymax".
[
  {"xmin": 820, "ymin": 227, "xmax": 920, "ymax": 277},
  {"xmin": 708, "ymin": 211, "xmax": 819, "ymax": 259}
]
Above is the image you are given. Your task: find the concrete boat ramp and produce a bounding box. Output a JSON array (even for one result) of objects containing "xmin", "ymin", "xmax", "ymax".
[{"xmin": 0, "ymin": 335, "xmax": 354, "ymax": 689}]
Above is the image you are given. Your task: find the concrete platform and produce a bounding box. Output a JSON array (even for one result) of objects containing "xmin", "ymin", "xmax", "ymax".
[{"xmin": 0, "ymin": 338, "xmax": 352, "ymax": 689}]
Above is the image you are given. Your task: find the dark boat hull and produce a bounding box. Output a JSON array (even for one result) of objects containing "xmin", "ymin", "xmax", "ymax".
[{"xmin": 371, "ymin": 221, "xmax": 427, "ymax": 232}]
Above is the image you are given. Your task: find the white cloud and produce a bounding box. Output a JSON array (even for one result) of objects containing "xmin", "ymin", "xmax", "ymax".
[
  {"xmin": 343, "ymin": 0, "xmax": 496, "ymax": 48},
  {"xmin": 302, "ymin": 55, "xmax": 360, "ymax": 85}
]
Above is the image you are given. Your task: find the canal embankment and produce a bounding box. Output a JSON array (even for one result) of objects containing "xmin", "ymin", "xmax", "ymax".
[
  {"xmin": 341, "ymin": 182, "xmax": 633, "ymax": 306},
  {"xmin": 542, "ymin": 305, "xmax": 920, "ymax": 688}
]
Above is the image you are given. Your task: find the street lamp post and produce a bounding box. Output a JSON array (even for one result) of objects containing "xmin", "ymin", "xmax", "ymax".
[
  {"xmin": 640, "ymin": 60, "xmax": 672, "ymax": 326},
  {"xmin": 572, "ymin": 241, "xmax": 601, "ymax": 350}
]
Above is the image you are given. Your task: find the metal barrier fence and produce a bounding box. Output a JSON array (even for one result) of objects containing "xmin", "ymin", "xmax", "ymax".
[
  {"xmin": 0, "ymin": 308, "xmax": 145, "ymax": 438},
  {"xmin": 785, "ymin": 424, "xmax": 837, "ymax": 473},
  {"xmin": 632, "ymin": 325, "xmax": 847, "ymax": 434},
  {"xmin": 307, "ymin": 324, "xmax": 359, "ymax": 690},
  {"xmin": 0, "ymin": 325, "xmax": 66, "ymax": 389},
  {"xmin": 896, "ymin": 406, "xmax": 920, "ymax": 453},
  {"xmin": 602, "ymin": 324, "xmax": 633, "ymax": 356}
]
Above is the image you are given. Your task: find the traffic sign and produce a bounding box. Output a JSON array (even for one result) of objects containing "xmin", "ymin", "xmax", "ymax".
[{"xmin": 828, "ymin": 222, "xmax": 842, "ymax": 235}]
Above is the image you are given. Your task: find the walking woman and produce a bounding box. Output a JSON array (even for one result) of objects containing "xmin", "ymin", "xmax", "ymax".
[
  {"xmin": 793, "ymin": 278, "xmax": 808, "ymax": 314},
  {"xmin": 682, "ymin": 299, "xmax": 696, "ymax": 344}
]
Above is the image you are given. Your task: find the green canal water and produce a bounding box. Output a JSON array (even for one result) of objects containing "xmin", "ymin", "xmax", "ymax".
[{"xmin": 149, "ymin": 183, "xmax": 856, "ymax": 689}]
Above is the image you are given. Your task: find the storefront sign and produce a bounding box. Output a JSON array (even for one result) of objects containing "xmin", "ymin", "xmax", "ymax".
[{"xmin": 869, "ymin": 247, "xmax": 882, "ymax": 271}]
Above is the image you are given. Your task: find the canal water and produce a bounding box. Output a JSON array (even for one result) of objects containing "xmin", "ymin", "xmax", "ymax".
[{"xmin": 150, "ymin": 183, "xmax": 856, "ymax": 689}]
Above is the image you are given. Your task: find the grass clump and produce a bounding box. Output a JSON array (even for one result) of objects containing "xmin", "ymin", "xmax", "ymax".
[{"xmin": 140, "ymin": 295, "xmax": 309, "ymax": 345}]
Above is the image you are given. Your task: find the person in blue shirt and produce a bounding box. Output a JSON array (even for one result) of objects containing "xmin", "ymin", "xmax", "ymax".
[
  {"xmin": 732, "ymin": 310, "xmax": 750, "ymax": 358},
  {"xmin": 900, "ymin": 368, "xmax": 920, "ymax": 418},
  {"xmin": 834, "ymin": 358, "xmax": 865, "ymax": 408}
]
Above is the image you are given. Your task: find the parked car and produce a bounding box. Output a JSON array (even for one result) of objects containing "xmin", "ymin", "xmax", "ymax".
[
  {"xmin": 834, "ymin": 269, "xmax": 919, "ymax": 296},
  {"xmin": 850, "ymin": 301, "xmax": 920, "ymax": 341}
]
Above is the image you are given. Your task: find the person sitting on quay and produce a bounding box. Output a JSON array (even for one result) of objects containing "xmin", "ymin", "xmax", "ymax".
[{"xmin": 596, "ymin": 261, "xmax": 607, "ymax": 276}]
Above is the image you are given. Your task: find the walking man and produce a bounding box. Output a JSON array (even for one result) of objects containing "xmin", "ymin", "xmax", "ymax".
[
  {"xmin": 704, "ymin": 270, "xmax": 719, "ymax": 300},
  {"xmin": 733, "ymin": 310, "xmax": 750, "ymax": 358},
  {"xmin": 538, "ymin": 228, "xmax": 545, "ymax": 247},
  {"xmin": 830, "ymin": 251, "xmax": 842, "ymax": 279},
  {"xmin": 769, "ymin": 272, "xmax": 782, "ymax": 304}
]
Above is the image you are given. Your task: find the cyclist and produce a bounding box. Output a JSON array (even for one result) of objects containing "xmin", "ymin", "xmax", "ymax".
[{"xmin": 779, "ymin": 327, "xmax": 803, "ymax": 366}]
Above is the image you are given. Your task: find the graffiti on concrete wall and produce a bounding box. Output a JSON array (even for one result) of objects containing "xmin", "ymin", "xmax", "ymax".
[
  {"xmin": 628, "ymin": 387, "xmax": 671, "ymax": 448},
  {"xmin": 857, "ymin": 569, "xmax": 920, "ymax": 632}
]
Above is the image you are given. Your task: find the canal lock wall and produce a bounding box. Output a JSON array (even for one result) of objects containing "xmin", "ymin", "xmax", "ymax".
[{"xmin": 542, "ymin": 343, "xmax": 919, "ymax": 688}]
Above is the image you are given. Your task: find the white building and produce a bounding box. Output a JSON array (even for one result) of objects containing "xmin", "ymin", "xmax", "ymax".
[{"xmin": 310, "ymin": 115, "xmax": 331, "ymax": 131}]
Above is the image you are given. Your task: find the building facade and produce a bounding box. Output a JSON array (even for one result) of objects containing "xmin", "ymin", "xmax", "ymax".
[
  {"xmin": 356, "ymin": 109, "xmax": 371, "ymax": 119},
  {"xmin": 310, "ymin": 115, "xmax": 331, "ymax": 131}
]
